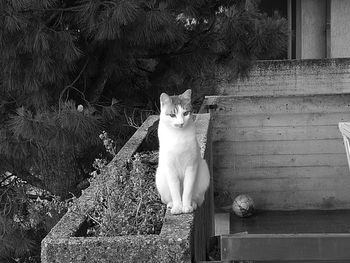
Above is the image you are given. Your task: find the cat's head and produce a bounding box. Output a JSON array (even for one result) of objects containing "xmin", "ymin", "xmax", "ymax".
[{"xmin": 159, "ymin": 89, "xmax": 193, "ymax": 129}]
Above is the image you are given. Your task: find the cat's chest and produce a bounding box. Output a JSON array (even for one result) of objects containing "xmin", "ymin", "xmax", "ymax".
[
  {"xmin": 160, "ymin": 135, "xmax": 197, "ymax": 154},
  {"xmin": 159, "ymin": 127, "xmax": 198, "ymax": 155},
  {"xmin": 159, "ymin": 141, "xmax": 198, "ymax": 169}
]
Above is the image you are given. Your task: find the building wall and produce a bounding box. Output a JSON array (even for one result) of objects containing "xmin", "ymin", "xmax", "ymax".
[
  {"xmin": 301, "ymin": 0, "xmax": 327, "ymax": 59},
  {"xmin": 202, "ymin": 59, "xmax": 350, "ymax": 210},
  {"xmin": 215, "ymin": 59, "xmax": 350, "ymax": 96},
  {"xmin": 296, "ymin": 0, "xmax": 326, "ymax": 59},
  {"xmin": 330, "ymin": 0, "xmax": 350, "ymax": 58},
  {"xmin": 260, "ymin": 0, "xmax": 350, "ymax": 59}
]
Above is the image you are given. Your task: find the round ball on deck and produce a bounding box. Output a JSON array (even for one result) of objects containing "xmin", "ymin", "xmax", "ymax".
[{"xmin": 232, "ymin": 194, "xmax": 255, "ymax": 217}]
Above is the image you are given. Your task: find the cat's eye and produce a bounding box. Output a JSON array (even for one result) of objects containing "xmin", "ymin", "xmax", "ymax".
[
  {"xmin": 169, "ymin": 114, "xmax": 176, "ymax": 118},
  {"xmin": 183, "ymin": 111, "xmax": 190, "ymax": 116}
]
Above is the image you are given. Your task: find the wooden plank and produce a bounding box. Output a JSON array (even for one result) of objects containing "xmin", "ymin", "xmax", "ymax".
[
  {"xmin": 217, "ymin": 190, "xmax": 350, "ymax": 210},
  {"xmin": 221, "ymin": 233, "xmax": 350, "ymax": 261},
  {"xmin": 206, "ymin": 94, "xmax": 350, "ymax": 115},
  {"xmin": 213, "ymin": 125, "xmax": 341, "ymax": 142},
  {"xmin": 229, "ymin": 210, "xmax": 350, "ymax": 235},
  {"xmin": 212, "ymin": 112, "xmax": 350, "ymax": 128},
  {"xmin": 214, "ymin": 213, "xmax": 230, "ymax": 236},
  {"xmin": 214, "ymin": 153, "xmax": 347, "ymax": 168},
  {"xmin": 215, "ymin": 166, "xmax": 350, "ymax": 180},
  {"xmin": 213, "ymin": 139, "xmax": 345, "ymax": 155},
  {"xmin": 215, "ymin": 175, "xmax": 350, "ymax": 193},
  {"xmin": 215, "ymin": 176, "xmax": 350, "ymax": 210}
]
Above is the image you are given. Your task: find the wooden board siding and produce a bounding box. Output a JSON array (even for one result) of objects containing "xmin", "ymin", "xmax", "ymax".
[
  {"xmin": 229, "ymin": 210, "xmax": 350, "ymax": 234},
  {"xmin": 214, "ymin": 140, "xmax": 345, "ymax": 155},
  {"xmin": 204, "ymin": 93, "xmax": 350, "ymax": 210},
  {"xmin": 206, "ymin": 94, "xmax": 350, "ymax": 114},
  {"xmin": 213, "ymin": 125, "xmax": 342, "ymax": 141}
]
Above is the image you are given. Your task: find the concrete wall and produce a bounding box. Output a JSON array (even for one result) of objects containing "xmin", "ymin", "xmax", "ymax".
[
  {"xmin": 330, "ymin": 0, "xmax": 350, "ymax": 58},
  {"xmin": 297, "ymin": 0, "xmax": 327, "ymax": 59},
  {"xmin": 216, "ymin": 58, "xmax": 350, "ymax": 96},
  {"xmin": 201, "ymin": 59, "xmax": 350, "ymax": 210}
]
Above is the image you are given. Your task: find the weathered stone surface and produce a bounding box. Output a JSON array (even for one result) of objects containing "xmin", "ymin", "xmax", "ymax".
[
  {"xmin": 41, "ymin": 114, "xmax": 213, "ymax": 263},
  {"xmin": 200, "ymin": 58, "xmax": 350, "ymax": 211},
  {"xmin": 215, "ymin": 58, "xmax": 350, "ymax": 97}
]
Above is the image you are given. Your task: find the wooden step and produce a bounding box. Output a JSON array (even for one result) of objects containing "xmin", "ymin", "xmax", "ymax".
[
  {"xmin": 221, "ymin": 233, "xmax": 350, "ymax": 261},
  {"xmin": 214, "ymin": 210, "xmax": 350, "ymax": 262}
]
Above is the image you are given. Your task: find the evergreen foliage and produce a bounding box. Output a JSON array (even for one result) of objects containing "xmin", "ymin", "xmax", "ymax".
[
  {"xmin": 0, "ymin": 0, "xmax": 287, "ymax": 260},
  {"xmin": 0, "ymin": 173, "xmax": 70, "ymax": 262},
  {"xmin": 0, "ymin": 0, "xmax": 287, "ymax": 197}
]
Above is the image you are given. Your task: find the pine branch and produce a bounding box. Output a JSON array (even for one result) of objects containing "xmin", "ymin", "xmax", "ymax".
[
  {"xmin": 87, "ymin": 43, "xmax": 116, "ymax": 104},
  {"xmin": 89, "ymin": 67, "xmax": 112, "ymax": 104},
  {"xmin": 59, "ymin": 58, "xmax": 89, "ymax": 105}
]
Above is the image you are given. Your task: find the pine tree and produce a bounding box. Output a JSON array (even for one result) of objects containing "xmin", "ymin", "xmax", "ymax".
[
  {"xmin": 0, "ymin": 0, "xmax": 107, "ymax": 197},
  {"xmin": 0, "ymin": 0, "xmax": 287, "ymax": 260},
  {"xmin": 0, "ymin": 0, "xmax": 288, "ymax": 197}
]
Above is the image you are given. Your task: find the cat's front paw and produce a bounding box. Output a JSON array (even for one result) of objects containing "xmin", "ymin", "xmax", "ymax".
[
  {"xmin": 182, "ymin": 205, "xmax": 194, "ymax": 213},
  {"xmin": 182, "ymin": 201, "xmax": 198, "ymax": 213},
  {"xmin": 171, "ymin": 204, "xmax": 182, "ymax": 215}
]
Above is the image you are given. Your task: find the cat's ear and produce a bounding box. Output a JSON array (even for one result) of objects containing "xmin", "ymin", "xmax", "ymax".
[
  {"xmin": 160, "ymin": 93, "xmax": 171, "ymax": 107},
  {"xmin": 180, "ymin": 89, "xmax": 192, "ymax": 101}
]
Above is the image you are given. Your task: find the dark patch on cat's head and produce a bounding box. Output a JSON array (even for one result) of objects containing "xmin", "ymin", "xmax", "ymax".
[
  {"xmin": 160, "ymin": 89, "xmax": 192, "ymax": 108},
  {"xmin": 160, "ymin": 89, "xmax": 192, "ymax": 113}
]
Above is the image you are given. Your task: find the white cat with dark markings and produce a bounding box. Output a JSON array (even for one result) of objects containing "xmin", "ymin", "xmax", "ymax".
[{"xmin": 156, "ymin": 89, "xmax": 210, "ymax": 214}]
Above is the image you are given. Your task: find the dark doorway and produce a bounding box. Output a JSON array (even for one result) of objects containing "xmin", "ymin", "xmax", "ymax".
[{"xmin": 258, "ymin": 0, "xmax": 288, "ymax": 18}]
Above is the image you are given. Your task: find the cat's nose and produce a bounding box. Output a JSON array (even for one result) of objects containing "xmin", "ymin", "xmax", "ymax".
[{"xmin": 175, "ymin": 123, "xmax": 184, "ymax": 128}]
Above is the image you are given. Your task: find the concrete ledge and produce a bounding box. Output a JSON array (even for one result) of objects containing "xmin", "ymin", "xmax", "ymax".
[
  {"xmin": 41, "ymin": 114, "xmax": 213, "ymax": 263},
  {"xmin": 217, "ymin": 58, "xmax": 350, "ymax": 96}
]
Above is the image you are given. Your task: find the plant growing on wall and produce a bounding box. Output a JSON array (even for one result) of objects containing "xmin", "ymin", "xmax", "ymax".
[{"xmin": 84, "ymin": 132, "xmax": 165, "ymax": 237}]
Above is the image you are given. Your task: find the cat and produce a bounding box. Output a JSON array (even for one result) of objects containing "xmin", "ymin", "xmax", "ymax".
[{"xmin": 155, "ymin": 89, "xmax": 210, "ymax": 214}]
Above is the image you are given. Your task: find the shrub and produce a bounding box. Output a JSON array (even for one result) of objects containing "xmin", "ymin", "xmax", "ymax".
[{"xmin": 76, "ymin": 132, "xmax": 165, "ymax": 237}]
